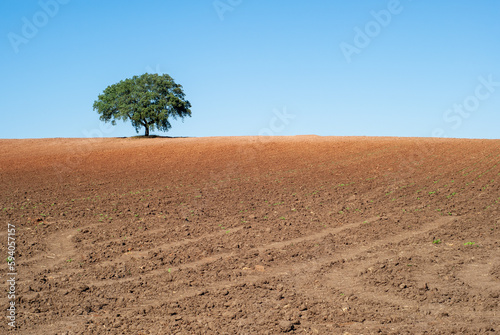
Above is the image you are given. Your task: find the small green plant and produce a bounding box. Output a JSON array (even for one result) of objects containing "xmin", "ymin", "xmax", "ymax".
[
  {"xmin": 464, "ymin": 242, "xmax": 476, "ymax": 246},
  {"xmin": 433, "ymin": 239, "xmax": 441, "ymax": 244}
]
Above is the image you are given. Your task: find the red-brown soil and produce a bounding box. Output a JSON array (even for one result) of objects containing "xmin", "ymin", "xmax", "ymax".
[{"xmin": 1, "ymin": 136, "xmax": 499, "ymax": 334}]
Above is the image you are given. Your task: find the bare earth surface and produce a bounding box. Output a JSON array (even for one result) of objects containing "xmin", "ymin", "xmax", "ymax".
[{"xmin": 1, "ymin": 136, "xmax": 499, "ymax": 334}]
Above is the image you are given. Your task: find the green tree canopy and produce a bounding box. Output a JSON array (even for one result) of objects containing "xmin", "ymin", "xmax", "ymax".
[{"xmin": 93, "ymin": 73, "xmax": 192, "ymax": 136}]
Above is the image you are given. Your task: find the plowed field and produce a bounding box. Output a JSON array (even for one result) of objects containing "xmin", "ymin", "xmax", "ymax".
[{"xmin": 1, "ymin": 136, "xmax": 499, "ymax": 334}]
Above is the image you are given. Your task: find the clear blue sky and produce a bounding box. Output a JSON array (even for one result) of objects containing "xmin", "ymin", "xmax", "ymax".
[{"xmin": 1, "ymin": 0, "xmax": 499, "ymax": 139}]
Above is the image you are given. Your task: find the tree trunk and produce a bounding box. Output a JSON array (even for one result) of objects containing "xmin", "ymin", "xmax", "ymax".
[{"xmin": 144, "ymin": 125, "xmax": 150, "ymax": 137}]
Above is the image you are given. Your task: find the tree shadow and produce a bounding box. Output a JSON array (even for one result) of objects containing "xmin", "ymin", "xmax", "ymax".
[{"xmin": 116, "ymin": 135, "xmax": 192, "ymax": 139}]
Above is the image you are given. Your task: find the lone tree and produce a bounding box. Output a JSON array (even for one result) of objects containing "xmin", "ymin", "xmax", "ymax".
[{"xmin": 93, "ymin": 73, "xmax": 191, "ymax": 136}]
